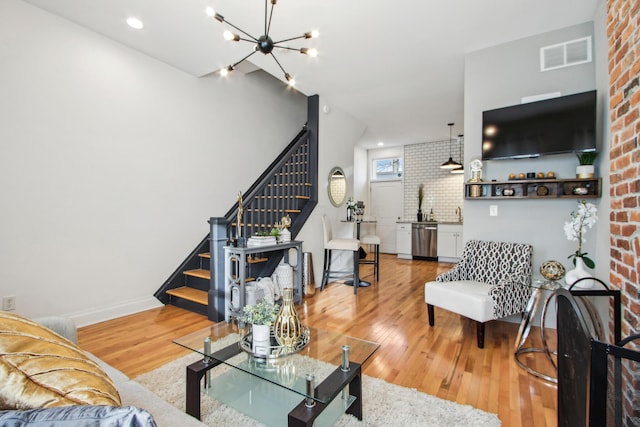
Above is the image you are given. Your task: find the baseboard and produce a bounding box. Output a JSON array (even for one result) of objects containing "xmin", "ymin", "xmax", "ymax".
[{"xmin": 63, "ymin": 297, "xmax": 163, "ymax": 327}]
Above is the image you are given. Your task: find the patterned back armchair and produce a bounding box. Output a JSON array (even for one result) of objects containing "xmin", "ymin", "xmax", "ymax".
[{"xmin": 425, "ymin": 240, "xmax": 532, "ymax": 348}]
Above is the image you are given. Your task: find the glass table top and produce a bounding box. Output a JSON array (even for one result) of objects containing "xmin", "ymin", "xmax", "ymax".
[{"xmin": 174, "ymin": 323, "xmax": 379, "ymax": 404}]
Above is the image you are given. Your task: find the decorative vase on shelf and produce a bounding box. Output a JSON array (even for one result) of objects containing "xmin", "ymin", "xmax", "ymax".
[
  {"xmin": 417, "ymin": 211, "xmax": 423, "ymax": 222},
  {"xmin": 576, "ymin": 165, "xmax": 595, "ymax": 179},
  {"xmin": 346, "ymin": 207, "xmax": 352, "ymax": 222},
  {"xmin": 273, "ymin": 288, "xmax": 302, "ymax": 352},
  {"xmin": 279, "ymin": 227, "xmax": 291, "ymax": 243},
  {"xmin": 252, "ymin": 324, "xmax": 271, "ymax": 356},
  {"xmin": 564, "ymin": 257, "xmax": 594, "ymax": 289}
]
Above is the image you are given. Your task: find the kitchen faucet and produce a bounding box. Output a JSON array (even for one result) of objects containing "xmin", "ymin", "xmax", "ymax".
[{"xmin": 455, "ymin": 206, "xmax": 462, "ymax": 223}]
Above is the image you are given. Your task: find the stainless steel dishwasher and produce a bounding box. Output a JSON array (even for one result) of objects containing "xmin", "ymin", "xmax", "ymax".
[{"xmin": 412, "ymin": 223, "xmax": 437, "ymax": 259}]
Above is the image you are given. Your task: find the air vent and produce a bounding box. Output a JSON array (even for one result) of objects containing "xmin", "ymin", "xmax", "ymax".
[{"xmin": 540, "ymin": 36, "xmax": 592, "ymax": 72}]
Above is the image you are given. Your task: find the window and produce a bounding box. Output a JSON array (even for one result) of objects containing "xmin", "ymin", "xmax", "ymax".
[{"xmin": 372, "ymin": 158, "xmax": 403, "ymax": 181}]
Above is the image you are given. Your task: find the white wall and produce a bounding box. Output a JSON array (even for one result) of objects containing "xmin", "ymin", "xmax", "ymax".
[
  {"xmin": 463, "ymin": 22, "xmax": 607, "ymax": 278},
  {"xmin": 296, "ymin": 99, "xmax": 367, "ymax": 286},
  {"xmin": 0, "ymin": 0, "xmax": 311, "ymax": 324}
]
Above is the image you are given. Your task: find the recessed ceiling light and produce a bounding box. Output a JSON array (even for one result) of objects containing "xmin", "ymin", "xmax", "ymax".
[
  {"xmin": 126, "ymin": 17, "xmax": 144, "ymax": 30},
  {"xmin": 377, "ymin": 141, "xmax": 384, "ymax": 147}
]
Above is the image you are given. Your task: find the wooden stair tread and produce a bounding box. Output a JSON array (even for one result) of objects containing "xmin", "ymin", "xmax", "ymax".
[
  {"xmin": 183, "ymin": 269, "xmax": 210, "ymax": 279},
  {"xmin": 199, "ymin": 253, "xmax": 210, "ymax": 258},
  {"xmin": 230, "ymin": 256, "xmax": 268, "ymax": 264},
  {"xmin": 285, "ymin": 209, "xmax": 301, "ymax": 213},
  {"xmin": 166, "ymin": 287, "xmax": 208, "ymax": 305}
]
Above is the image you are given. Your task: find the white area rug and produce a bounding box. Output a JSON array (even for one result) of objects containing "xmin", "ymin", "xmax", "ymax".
[{"xmin": 135, "ymin": 336, "xmax": 501, "ymax": 427}]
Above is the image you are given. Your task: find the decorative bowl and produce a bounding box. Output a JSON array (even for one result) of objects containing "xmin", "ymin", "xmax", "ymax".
[{"xmin": 540, "ymin": 260, "xmax": 566, "ymax": 281}]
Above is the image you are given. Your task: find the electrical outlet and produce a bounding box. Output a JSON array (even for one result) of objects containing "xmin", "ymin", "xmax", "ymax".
[
  {"xmin": 489, "ymin": 205, "xmax": 498, "ymax": 216},
  {"xmin": 3, "ymin": 296, "xmax": 16, "ymax": 311}
]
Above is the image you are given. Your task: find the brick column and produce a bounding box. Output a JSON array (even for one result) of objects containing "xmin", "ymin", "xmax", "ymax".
[{"xmin": 607, "ymin": 0, "xmax": 640, "ymax": 424}]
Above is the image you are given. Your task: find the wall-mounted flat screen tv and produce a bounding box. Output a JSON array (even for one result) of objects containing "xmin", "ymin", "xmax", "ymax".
[{"xmin": 482, "ymin": 90, "xmax": 596, "ymax": 160}]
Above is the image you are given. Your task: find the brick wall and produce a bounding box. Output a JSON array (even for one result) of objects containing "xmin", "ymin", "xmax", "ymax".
[
  {"xmin": 403, "ymin": 140, "xmax": 465, "ymax": 222},
  {"xmin": 607, "ymin": 0, "xmax": 640, "ymax": 424}
]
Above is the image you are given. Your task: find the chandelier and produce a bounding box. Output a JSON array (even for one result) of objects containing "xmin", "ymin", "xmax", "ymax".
[{"xmin": 207, "ymin": 1, "xmax": 318, "ymax": 87}]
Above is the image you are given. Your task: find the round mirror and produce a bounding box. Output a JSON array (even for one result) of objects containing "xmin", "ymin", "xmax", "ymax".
[{"xmin": 328, "ymin": 167, "xmax": 347, "ymax": 207}]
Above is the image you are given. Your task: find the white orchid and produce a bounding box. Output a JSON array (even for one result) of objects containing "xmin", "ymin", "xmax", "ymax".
[{"xmin": 564, "ymin": 200, "xmax": 598, "ymax": 268}]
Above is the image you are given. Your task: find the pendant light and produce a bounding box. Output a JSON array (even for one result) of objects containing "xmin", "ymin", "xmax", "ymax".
[
  {"xmin": 440, "ymin": 123, "xmax": 462, "ymax": 169},
  {"xmin": 451, "ymin": 134, "xmax": 465, "ymax": 174}
]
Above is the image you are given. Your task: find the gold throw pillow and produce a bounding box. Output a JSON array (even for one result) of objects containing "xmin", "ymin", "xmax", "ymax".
[{"xmin": 0, "ymin": 311, "xmax": 121, "ymax": 410}]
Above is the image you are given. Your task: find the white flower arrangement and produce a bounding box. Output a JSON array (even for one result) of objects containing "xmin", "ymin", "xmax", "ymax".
[
  {"xmin": 346, "ymin": 197, "xmax": 357, "ymax": 210},
  {"xmin": 563, "ymin": 200, "xmax": 598, "ymax": 268}
]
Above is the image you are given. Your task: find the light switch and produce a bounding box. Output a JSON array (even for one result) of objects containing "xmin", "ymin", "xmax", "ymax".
[{"xmin": 490, "ymin": 205, "xmax": 498, "ymax": 216}]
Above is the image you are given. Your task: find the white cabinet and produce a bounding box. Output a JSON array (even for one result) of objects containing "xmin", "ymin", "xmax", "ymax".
[
  {"xmin": 437, "ymin": 224, "xmax": 463, "ymax": 263},
  {"xmin": 396, "ymin": 223, "xmax": 412, "ymax": 259}
]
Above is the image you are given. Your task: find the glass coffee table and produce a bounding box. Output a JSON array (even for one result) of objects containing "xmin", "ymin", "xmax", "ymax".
[{"xmin": 174, "ymin": 323, "xmax": 379, "ymax": 427}]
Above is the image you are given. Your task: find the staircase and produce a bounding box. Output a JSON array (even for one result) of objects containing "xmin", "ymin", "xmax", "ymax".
[{"xmin": 154, "ymin": 96, "xmax": 318, "ymax": 321}]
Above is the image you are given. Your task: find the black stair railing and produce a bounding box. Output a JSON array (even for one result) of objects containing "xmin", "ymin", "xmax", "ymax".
[
  {"xmin": 225, "ymin": 126, "xmax": 314, "ymax": 241},
  {"xmin": 156, "ymin": 95, "xmax": 318, "ymax": 321}
]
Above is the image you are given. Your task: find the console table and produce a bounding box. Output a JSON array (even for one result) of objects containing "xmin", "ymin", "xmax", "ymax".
[{"xmin": 224, "ymin": 240, "xmax": 303, "ymax": 322}]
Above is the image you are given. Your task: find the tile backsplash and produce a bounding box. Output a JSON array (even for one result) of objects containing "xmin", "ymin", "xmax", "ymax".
[{"xmin": 403, "ymin": 141, "xmax": 465, "ymax": 222}]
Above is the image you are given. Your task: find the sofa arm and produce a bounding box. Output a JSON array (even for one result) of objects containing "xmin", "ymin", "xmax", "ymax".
[{"xmin": 32, "ymin": 316, "xmax": 78, "ymax": 345}]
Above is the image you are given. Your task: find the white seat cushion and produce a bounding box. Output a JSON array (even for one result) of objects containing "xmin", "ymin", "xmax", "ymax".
[
  {"xmin": 361, "ymin": 234, "xmax": 380, "ymax": 245},
  {"xmin": 424, "ymin": 280, "xmax": 494, "ymax": 323},
  {"xmin": 326, "ymin": 237, "xmax": 359, "ymax": 251}
]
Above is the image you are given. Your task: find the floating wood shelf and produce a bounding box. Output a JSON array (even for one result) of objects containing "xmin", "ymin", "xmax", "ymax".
[{"xmin": 465, "ymin": 178, "xmax": 601, "ymax": 200}]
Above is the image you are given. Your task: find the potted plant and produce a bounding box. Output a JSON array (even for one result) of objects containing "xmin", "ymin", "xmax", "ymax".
[
  {"xmin": 417, "ymin": 184, "xmax": 424, "ymax": 222},
  {"xmin": 239, "ymin": 298, "xmax": 279, "ymax": 355},
  {"xmin": 576, "ymin": 151, "xmax": 598, "ymax": 178},
  {"xmin": 563, "ymin": 200, "xmax": 598, "ymax": 288}
]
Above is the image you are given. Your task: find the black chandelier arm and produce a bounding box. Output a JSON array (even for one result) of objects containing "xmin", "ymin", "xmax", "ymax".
[
  {"xmin": 269, "ymin": 52, "xmax": 288, "ymax": 76},
  {"xmin": 221, "ymin": 19, "xmax": 258, "ymax": 42},
  {"xmin": 236, "ymin": 37, "xmax": 256, "ymax": 44},
  {"xmin": 231, "ymin": 50, "xmax": 259, "ymax": 68},
  {"xmin": 272, "ymin": 45, "xmax": 305, "ymax": 52},
  {"xmin": 266, "ymin": 0, "xmax": 276, "ymax": 37},
  {"xmin": 273, "ymin": 34, "xmax": 308, "ymax": 44}
]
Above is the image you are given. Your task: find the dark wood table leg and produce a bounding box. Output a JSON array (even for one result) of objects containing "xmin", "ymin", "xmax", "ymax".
[
  {"xmin": 345, "ymin": 365, "xmax": 362, "ymax": 419},
  {"xmin": 184, "ymin": 343, "xmax": 243, "ymax": 420},
  {"xmin": 186, "ymin": 359, "xmax": 209, "ymax": 419},
  {"xmin": 287, "ymin": 362, "xmax": 363, "ymax": 426}
]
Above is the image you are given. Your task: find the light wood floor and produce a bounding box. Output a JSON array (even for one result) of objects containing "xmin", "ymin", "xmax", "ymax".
[{"xmin": 78, "ymin": 253, "xmax": 558, "ymax": 427}]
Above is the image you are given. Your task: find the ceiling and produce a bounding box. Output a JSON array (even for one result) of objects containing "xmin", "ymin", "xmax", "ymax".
[{"xmin": 23, "ymin": 0, "xmax": 599, "ymax": 148}]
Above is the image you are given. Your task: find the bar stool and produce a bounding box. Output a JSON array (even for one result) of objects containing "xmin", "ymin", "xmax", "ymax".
[
  {"xmin": 358, "ymin": 218, "xmax": 380, "ymax": 280},
  {"xmin": 320, "ymin": 215, "xmax": 361, "ymax": 294},
  {"xmin": 360, "ymin": 234, "xmax": 380, "ymax": 280}
]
